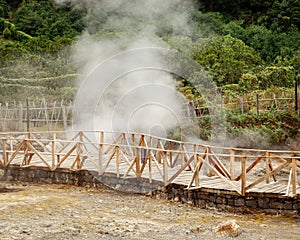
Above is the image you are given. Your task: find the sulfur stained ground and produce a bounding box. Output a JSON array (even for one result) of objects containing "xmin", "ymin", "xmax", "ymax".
[{"xmin": 0, "ymin": 183, "xmax": 299, "ymax": 240}]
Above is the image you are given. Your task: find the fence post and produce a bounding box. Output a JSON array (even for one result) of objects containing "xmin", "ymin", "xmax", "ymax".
[
  {"xmin": 238, "ymin": 97, "xmax": 244, "ymax": 114},
  {"xmin": 99, "ymin": 131, "xmax": 104, "ymax": 174},
  {"xmin": 256, "ymin": 93, "xmax": 259, "ymax": 115},
  {"xmin": 115, "ymin": 146, "xmax": 120, "ymax": 178},
  {"xmin": 26, "ymin": 97, "xmax": 30, "ymax": 132},
  {"xmin": 266, "ymin": 151, "xmax": 271, "ymax": 184},
  {"xmin": 163, "ymin": 151, "xmax": 168, "ymax": 185},
  {"xmin": 241, "ymin": 156, "xmax": 246, "ymax": 196},
  {"xmin": 43, "ymin": 98, "xmax": 50, "ymax": 131},
  {"xmin": 62, "ymin": 105, "xmax": 67, "ymax": 130},
  {"xmin": 194, "ymin": 144, "xmax": 200, "ymax": 186},
  {"xmin": 295, "ymin": 77, "xmax": 298, "ymax": 114},
  {"xmin": 2, "ymin": 139, "xmax": 7, "ymax": 166},
  {"xmin": 18, "ymin": 102, "xmax": 23, "ymax": 131},
  {"xmin": 135, "ymin": 147, "xmax": 141, "ymax": 179},
  {"xmin": 52, "ymin": 133, "xmax": 56, "ymax": 169},
  {"xmin": 230, "ymin": 149, "xmax": 235, "ymax": 180},
  {"xmin": 292, "ymin": 158, "xmax": 297, "ymax": 196}
]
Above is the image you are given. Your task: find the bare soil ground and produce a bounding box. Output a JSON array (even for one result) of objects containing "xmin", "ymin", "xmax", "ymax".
[{"xmin": 0, "ymin": 182, "xmax": 299, "ymax": 240}]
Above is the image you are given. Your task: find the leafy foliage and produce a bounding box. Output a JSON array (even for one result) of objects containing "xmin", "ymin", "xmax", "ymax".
[
  {"xmin": 0, "ymin": 0, "xmax": 299, "ymax": 146},
  {"xmin": 194, "ymin": 35, "xmax": 262, "ymax": 85},
  {"xmin": 13, "ymin": 0, "xmax": 84, "ymax": 39}
]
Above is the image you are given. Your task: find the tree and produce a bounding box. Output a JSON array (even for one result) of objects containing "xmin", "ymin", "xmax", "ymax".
[
  {"xmin": 194, "ymin": 35, "xmax": 262, "ymax": 85},
  {"xmin": 266, "ymin": 0, "xmax": 300, "ymax": 32},
  {"xmin": 13, "ymin": 1, "xmax": 84, "ymax": 39},
  {"xmin": 0, "ymin": 0, "xmax": 9, "ymax": 18}
]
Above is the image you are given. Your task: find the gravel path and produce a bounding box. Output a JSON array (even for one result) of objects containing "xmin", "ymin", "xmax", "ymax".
[{"xmin": 0, "ymin": 183, "xmax": 299, "ymax": 240}]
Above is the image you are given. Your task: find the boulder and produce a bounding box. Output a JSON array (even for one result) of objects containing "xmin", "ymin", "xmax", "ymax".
[{"xmin": 215, "ymin": 220, "xmax": 241, "ymax": 238}]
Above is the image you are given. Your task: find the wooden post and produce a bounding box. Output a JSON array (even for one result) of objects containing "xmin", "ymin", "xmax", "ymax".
[
  {"xmin": 26, "ymin": 98, "xmax": 30, "ymax": 132},
  {"xmin": 256, "ymin": 93, "xmax": 259, "ymax": 115},
  {"xmin": 18, "ymin": 102, "xmax": 23, "ymax": 131},
  {"xmin": 169, "ymin": 142, "xmax": 172, "ymax": 167},
  {"xmin": 62, "ymin": 105, "xmax": 67, "ymax": 130},
  {"xmin": 163, "ymin": 151, "xmax": 168, "ymax": 185},
  {"xmin": 2, "ymin": 139, "xmax": 7, "ymax": 166},
  {"xmin": 50, "ymin": 101, "xmax": 56, "ymax": 129},
  {"xmin": 266, "ymin": 151, "xmax": 270, "ymax": 184},
  {"xmin": 43, "ymin": 98, "xmax": 50, "ymax": 131},
  {"xmin": 98, "ymin": 131, "xmax": 104, "ymax": 174},
  {"xmin": 77, "ymin": 131, "xmax": 83, "ymax": 169},
  {"xmin": 52, "ymin": 133, "xmax": 56, "ymax": 168},
  {"xmin": 32, "ymin": 101, "xmax": 38, "ymax": 127},
  {"xmin": 195, "ymin": 154, "xmax": 200, "ymax": 187},
  {"xmin": 230, "ymin": 149, "xmax": 235, "ymax": 180},
  {"xmin": 131, "ymin": 133, "xmax": 135, "ymax": 146},
  {"xmin": 180, "ymin": 143, "xmax": 185, "ymax": 167},
  {"xmin": 148, "ymin": 151, "xmax": 152, "ymax": 183},
  {"xmin": 3, "ymin": 102, "xmax": 8, "ymax": 131},
  {"xmin": 157, "ymin": 139, "xmax": 162, "ymax": 164},
  {"xmin": 116, "ymin": 146, "xmax": 120, "ymax": 178},
  {"xmin": 239, "ymin": 97, "xmax": 244, "ymax": 114},
  {"xmin": 135, "ymin": 147, "xmax": 141, "ymax": 179},
  {"xmin": 193, "ymin": 144, "xmax": 200, "ymax": 186},
  {"xmin": 298, "ymin": 91, "xmax": 300, "ymax": 118},
  {"xmin": 292, "ymin": 158, "xmax": 297, "ymax": 195},
  {"xmin": 241, "ymin": 156, "xmax": 246, "ymax": 196},
  {"xmin": 295, "ymin": 76, "xmax": 298, "ymax": 114},
  {"xmin": 273, "ymin": 93, "xmax": 277, "ymax": 109}
]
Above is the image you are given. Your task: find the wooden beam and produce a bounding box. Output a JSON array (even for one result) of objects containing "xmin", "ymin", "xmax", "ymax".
[
  {"xmin": 104, "ymin": 133, "xmax": 122, "ymax": 154},
  {"xmin": 235, "ymin": 152, "xmax": 266, "ymax": 181},
  {"xmin": 241, "ymin": 156, "xmax": 246, "ymax": 196},
  {"xmin": 230, "ymin": 149, "xmax": 235, "ymax": 180},
  {"xmin": 246, "ymin": 159, "xmax": 292, "ymax": 191},
  {"xmin": 292, "ymin": 158, "xmax": 297, "ymax": 196},
  {"xmin": 26, "ymin": 141, "xmax": 51, "ymax": 169},
  {"xmin": 266, "ymin": 152, "xmax": 271, "ymax": 184}
]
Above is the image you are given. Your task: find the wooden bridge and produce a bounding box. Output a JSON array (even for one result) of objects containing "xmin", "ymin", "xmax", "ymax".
[{"xmin": 0, "ymin": 130, "xmax": 299, "ymax": 198}]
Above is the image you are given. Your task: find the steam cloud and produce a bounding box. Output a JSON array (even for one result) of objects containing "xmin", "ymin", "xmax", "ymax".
[{"xmin": 68, "ymin": 0, "xmax": 201, "ymax": 140}]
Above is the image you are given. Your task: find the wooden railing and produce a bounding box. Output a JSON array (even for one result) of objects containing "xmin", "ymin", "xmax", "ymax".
[{"xmin": 0, "ymin": 130, "xmax": 299, "ymax": 197}]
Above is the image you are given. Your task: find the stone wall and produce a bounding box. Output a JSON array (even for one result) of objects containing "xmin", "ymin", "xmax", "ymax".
[
  {"xmin": 152, "ymin": 184, "xmax": 300, "ymax": 217},
  {"xmin": 1, "ymin": 165, "xmax": 299, "ymax": 217},
  {"xmin": 0, "ymin": 165, "xmax": 163, "ymax": 194}
]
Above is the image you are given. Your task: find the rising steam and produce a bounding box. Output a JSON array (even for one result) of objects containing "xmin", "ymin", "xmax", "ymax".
[{"xmin": 67, "ymin": 0, "xmax": 202, "ymax": 140}]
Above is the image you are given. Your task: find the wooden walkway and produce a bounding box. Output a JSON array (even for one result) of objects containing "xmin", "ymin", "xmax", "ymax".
[{"xmin": 0, "ymin": 130, "xmax": 299, "ymax": 198}]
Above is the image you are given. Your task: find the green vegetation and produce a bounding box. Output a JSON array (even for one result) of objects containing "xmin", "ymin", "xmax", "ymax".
[{"xmin": 0, "ymin": 0, "xmax": 299, "ymax": 146}]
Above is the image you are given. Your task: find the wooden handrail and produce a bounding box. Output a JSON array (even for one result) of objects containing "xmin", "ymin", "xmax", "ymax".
[{"xmin": 0, "ymin": 130, "xmax": 298, "ymax": 196}]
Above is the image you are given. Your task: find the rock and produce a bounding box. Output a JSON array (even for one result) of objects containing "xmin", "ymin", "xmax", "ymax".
[
  {"xmin": 20, "ymin": 229, "xmax": 30, "ymax": 234},
  {"xmin": 215, "ymin": 220, "xmax": 241, "ymax": 238}
]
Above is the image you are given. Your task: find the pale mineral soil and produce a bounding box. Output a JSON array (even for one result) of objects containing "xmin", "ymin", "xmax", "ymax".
[{"xmin": 0, "ymin": 182, "xmax": 299, "ymax": 240}]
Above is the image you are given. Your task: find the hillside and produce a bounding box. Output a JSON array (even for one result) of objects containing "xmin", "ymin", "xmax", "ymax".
[{"xmin": 0, "ymin": 0, "xmax": 299, "ymax": 146}]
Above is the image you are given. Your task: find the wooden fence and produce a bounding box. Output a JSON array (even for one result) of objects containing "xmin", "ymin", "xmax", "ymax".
[
  {"xmin": 184, "ymin": 90, "xmax": 297, "ymax": 119},
  {"xmin": 220, "ymin": 91, "xmax": 297, "ymax": 115},
  {"xmin": 0, "ymin": 90, "xmax": 298, "ymax": 132},
  {"xmin": 0, "ymin": 100, "xmax": 73, "ymax": 132},
  {"xmin": 0, "ymin": 130, "xmax": 299, "ymax": 197}
]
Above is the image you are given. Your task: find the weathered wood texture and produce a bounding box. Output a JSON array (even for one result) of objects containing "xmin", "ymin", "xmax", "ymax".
[
  {"xmin": 0, "ymin": 100, "xmax": 73, "ymax": 131},
  {"xmin": 0, "ymin": 130, "xmax": 299, "ymax": 197}
]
